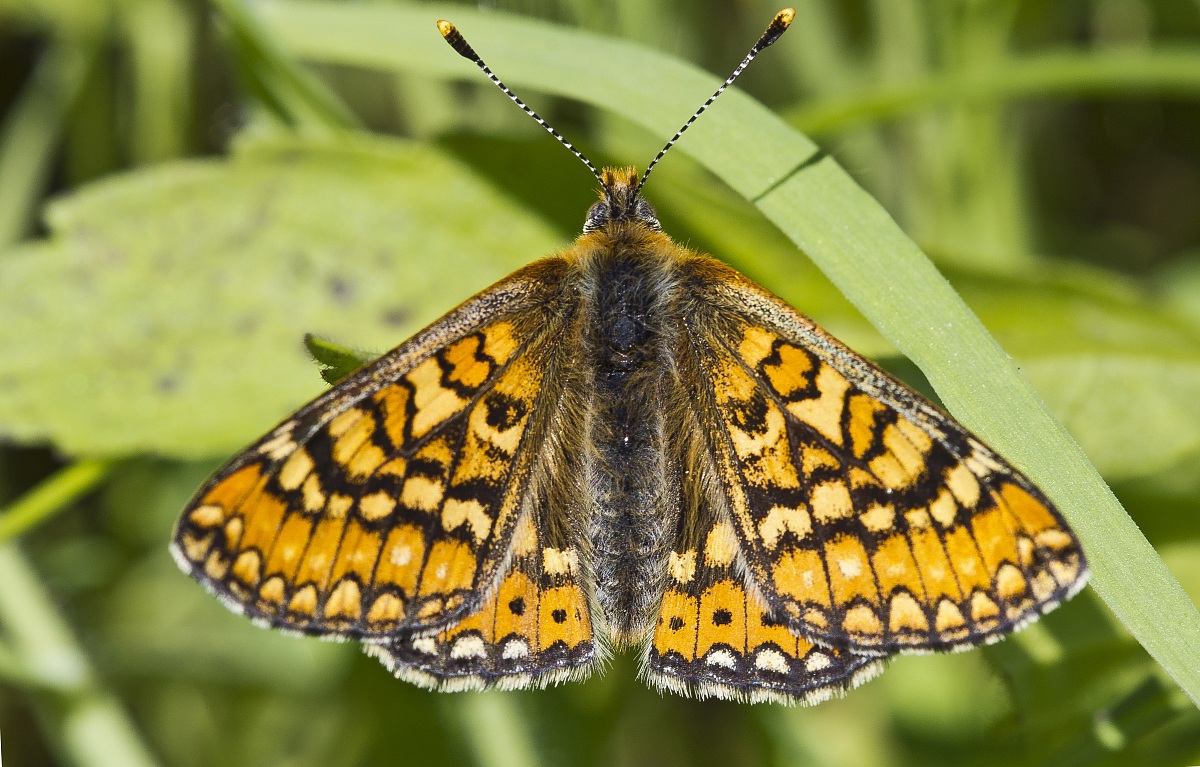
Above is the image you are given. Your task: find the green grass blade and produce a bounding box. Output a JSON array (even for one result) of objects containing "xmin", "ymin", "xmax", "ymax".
[
  {"xmin": 0, "ymin": 542, "xmax": 161, "ymax": 767},
  {"xmin": 0, "ymin": 41, "xmax": 94, "ymax": 247},
  {"xmin": 256, "ymin": 0, "xmax": 1200, "ymax": 706},
  {"xmin": 210, "ymin": 0, "xmax": 359, "ymax": 132},
  {"xmin": 788, "ymin": 47, "xmax": 1200, "ymax": 135},
  {"xmin": 0, "ymin": 459, "xmax": 121, "ymax": 544}
]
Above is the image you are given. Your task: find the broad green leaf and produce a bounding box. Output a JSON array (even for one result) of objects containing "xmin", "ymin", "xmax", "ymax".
[{"xmin": 0, "ymin": 133, "xmax": 561, "ymax": 457}]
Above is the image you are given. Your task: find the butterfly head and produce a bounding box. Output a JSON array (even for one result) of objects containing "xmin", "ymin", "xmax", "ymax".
[{"xmin": 583, "ymin": 167, "xmax": 661, "ymax": 234}]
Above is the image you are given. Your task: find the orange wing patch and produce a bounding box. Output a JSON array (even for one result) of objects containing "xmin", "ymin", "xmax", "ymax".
[
  {"xmin": 173, "ymin": 307, "xmax": 556, "ymax": 640},
  {"xmin": 689, "ymin": 272, "xmax": 1087, "ymax": 654},
  {"xmin": 645, "ymin": 514, "xmax": 883, "ymax": 704},
  {"xmin": 367, "ymin": 514, "xmax": 598, "ymax": 691}
]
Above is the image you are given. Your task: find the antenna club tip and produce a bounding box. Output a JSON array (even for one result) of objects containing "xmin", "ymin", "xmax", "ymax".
[
  {"xmin": 777, "ymin": 8, "xmax": 796, "ymax": 26},
  {"xmin": 436, "ymin": 19, "xmax": 456, "ymax": 38}
]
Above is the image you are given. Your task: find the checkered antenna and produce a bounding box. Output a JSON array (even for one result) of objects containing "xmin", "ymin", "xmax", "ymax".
[
  {"xmin": 437, "ymin": 20, "xmax": 605, "ymax": 187},
  {"xmin": 635, "ymin": 8, "xmax": 795, "ymax": 195}
]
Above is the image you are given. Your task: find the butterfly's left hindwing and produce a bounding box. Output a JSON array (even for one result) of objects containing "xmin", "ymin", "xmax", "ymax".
[
  {"xmin": 679, "ymin": 258, "xmax": 1088, "ymax": 655},
  {"xmin": 368, "ymin": 507, "xmax": 598, "ymax": 692},
  {"xmin": 172, "ymin": 260, "xmax": 578, "ymax": 643}
]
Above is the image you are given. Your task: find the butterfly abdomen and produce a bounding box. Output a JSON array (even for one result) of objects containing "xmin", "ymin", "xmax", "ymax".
[{"xmin": 574, "ymin": 225, "xmax": 686, "ymax": 643}]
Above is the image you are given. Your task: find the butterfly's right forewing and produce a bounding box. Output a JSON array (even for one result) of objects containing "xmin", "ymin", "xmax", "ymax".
[{"xmin": 677, "ymin": 256, "xmax": 1087, "ymax": 655}]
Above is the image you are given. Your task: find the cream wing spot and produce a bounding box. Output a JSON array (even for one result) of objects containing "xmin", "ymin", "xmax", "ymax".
[
  {"xmin": 400, "ymin": 476, "xmax": 444, "ymax": 512},
  {"xmin": 669, "ymin": 550, "xmax": 697, "ymax": 584},
  {"xmin": 450, "ymin": 635, "xmax": 487, "ymax": 660},
  {"xmin": 860, "ymin": 503, "xmax": 895, "ymax": 532},
  {"xmin": 390, "ymin": 543, "xmax": 413, "ymax": 567},
  {"xmin": 325, "ymin": 579, "xmax": 362, "ymax": 620},
  {"xmin": 785, "ymin": 364, "xmax": 849, "ymax": 446},
  {"xmin": 945, "ymin": 461, "xmax": 981, "ymax": 507},
  {"xmin": 759, "ymin": 505, "xmax": 812, "ymax": 549},
  {"xmin": 705, "ymin": 649, "xmax": 738, "ymax": 669},
  {"xmin": 704, "ymin": 521, "xmax": 739, "ymax": 566},
  {"xmin": 408, "ymin": 358, "xmax": 469, "ymax": 438},
  {"xmin": 754, "ymin": 648, "xmax": 790, "ymax": 674},
  {"xmin": 738, "ymin": 326, "xmax": 777, "ymax": 368},
  {"xmin": 188, "ymin": 504, "xmax": 225, "ymax": 528},
  {"xmin": 259, "ymin": 431, "xmax": 298, "ymax": 460},
  {"xmin": 543, "ymin": 548, "xmax": 579, "ymax": 576},
  {"xmin": 935, "ymin": 600, "xmax": 966, "ymax": 632},
  {"xmin": 412, "ymin": 636, "xmax": 438, "ymax": 656},
  {"xmin": 302, "ymin": 474, "xmax": 326, "ymax": 513},
  {"xmin": 810, "ymin": 481, "xmax": 854, "ymax": 523},
  {"xmin": 278, "ymin": 449, "xmax": 314, "ymax": 491},
  {"xmin": 804, "ymin": 652, "xmax": 831, "ymax": 672},
  {"xmin": 929, "ymin": 489, "xmax": 958, "ymax": 528},
  {"xmin": 501, "ymin": 638, "xmax": 530, "ymax": 660},
  {"xmin": 359, "ymin": 492, "xmax": 397, "ymax": 521},
  {"xmin": 441, "ymin": 497, "xmax": 492, "ymax": 544}
]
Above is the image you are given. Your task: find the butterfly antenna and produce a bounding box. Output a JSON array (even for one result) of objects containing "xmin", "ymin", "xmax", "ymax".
[
  {"xmin": 634, "ymin": 8, "xmax": 795, "ymax": 195},
  {"xmin": 438, "ymin": 20, "xmax": 605, "ymax": 187}
]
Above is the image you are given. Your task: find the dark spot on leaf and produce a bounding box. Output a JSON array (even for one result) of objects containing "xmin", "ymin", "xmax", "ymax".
[
  {"xmin": 157, "ymin": 375, "xmax": 179, "ymax": 394},
  {"xmin": 233, "ymin": 314, "xmax": 260, "ymax": 335},
  {"xmin": 328, "ymin": 277, "xmax": 354, "ymax": 304},
  {"xmin": 382, "ymin": 306, "xmax": 412, "ymax": 327}
]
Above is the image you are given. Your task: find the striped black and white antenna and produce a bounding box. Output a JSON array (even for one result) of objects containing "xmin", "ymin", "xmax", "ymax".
[
  {"xmin": 437, "ymin": 19, "xmax": 604, "ymax": 186},
  {"xmin": 634, "ymin": 8, "xmax": 794, "ymax": 195},
  {"xmin": 437, "ymin": 9, "xmax": 796, "ymax": 193}
]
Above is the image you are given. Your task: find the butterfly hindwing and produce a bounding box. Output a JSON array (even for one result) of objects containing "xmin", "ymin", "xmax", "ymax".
[
  {"xmin": 644, "ymin": 502, "xmax": 884, "ymax": 704},
  {"xmin": 679, "ymin": 257, "xmax": 1088, "ymax": 654},
  {"xmin": 172, "ymin": 260, "xmax": 574, "ymax": 640},
  {"xmin": 368, "ymin": 495, "xmax": 598, "ymax": 691}
]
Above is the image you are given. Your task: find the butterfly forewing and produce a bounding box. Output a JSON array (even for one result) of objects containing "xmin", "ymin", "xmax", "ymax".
[
  {"xmin": 680, "ymin": 258, "xmax": 1088, "ymax": 654},
  {"xmin": 172, "ymin": 260, "xmax": 577, "ymax": 640}
]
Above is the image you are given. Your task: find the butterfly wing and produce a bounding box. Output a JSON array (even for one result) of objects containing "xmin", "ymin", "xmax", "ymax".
[
  {"xmin": 172, "ymin": 258, "xmax": 580, "ymax": 642},
  {"xmin": 676, "ymin": 257, "xmax": 1088, "ymax": 654},
  {"xmin": 367, "ymin": 492, "xmax": 598, "ymax": 691},
  {"xmin": 644, "ymin": 504, "xmax": 884, "ymax": 704}
]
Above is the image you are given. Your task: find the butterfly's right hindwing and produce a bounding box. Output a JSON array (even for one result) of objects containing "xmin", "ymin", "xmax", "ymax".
[
  {"xmin": 172, "ymin": 258, "xmax": 577, "ymax": 641},
  {"xmin": 644, "ymin": 498, "xmax": 885, "ymax": 704}
]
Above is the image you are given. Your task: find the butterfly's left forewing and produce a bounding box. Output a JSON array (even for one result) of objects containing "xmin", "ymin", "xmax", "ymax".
[{"xmin": 172, "ymin": 259, "xmax": 582, "ymax": 646}]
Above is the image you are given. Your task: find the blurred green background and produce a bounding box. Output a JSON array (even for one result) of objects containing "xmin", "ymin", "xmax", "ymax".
[{"xmin": 1, "ymin": 0, "xmax": 1200, "ymax": 765}]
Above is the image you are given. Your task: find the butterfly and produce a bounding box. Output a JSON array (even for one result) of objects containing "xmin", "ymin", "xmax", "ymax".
[{"xmin": 172, "ymin": 8, "xmax": 1088, "ymax": 705}]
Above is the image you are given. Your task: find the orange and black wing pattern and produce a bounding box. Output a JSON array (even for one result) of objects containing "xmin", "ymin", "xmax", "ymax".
[
  {"xmin": 172, "ymin": 260, "xmax": 575, "ymax": 642},
  {"xmin": 645, "ymin": 505, "xmax": 883, "ymax": 704},
  {"xmin": 368, "ymin": 499, "xmax": 598, "ymax": 691},
  {"xmin": 681, "ymin": 257, "xmax": 1088, "ymax": 654}
]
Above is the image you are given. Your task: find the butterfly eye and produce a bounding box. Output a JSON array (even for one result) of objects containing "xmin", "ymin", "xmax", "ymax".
[
  {"xmin": 583, "ymin": 200, "xmax": 610, "ymax": 232},
  {"xmin": 633, "ymin": 199, "xmax": 661, "ymax": 230}
]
